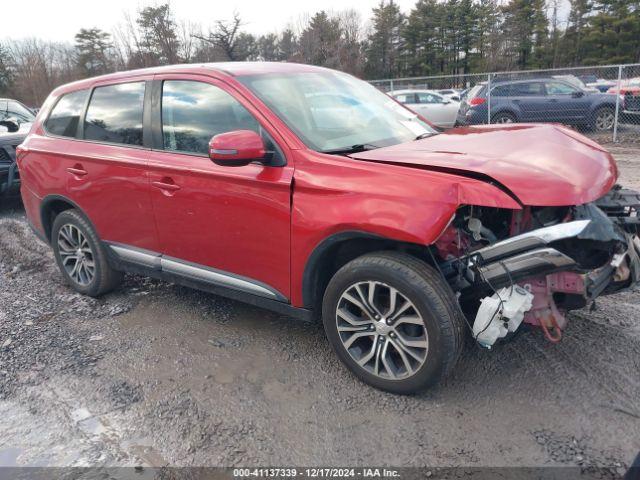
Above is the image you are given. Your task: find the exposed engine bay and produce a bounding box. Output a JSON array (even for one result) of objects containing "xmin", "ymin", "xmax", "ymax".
[{"xmin": 434, "ymin": 185, "xmax": 640, "ymax": 347}]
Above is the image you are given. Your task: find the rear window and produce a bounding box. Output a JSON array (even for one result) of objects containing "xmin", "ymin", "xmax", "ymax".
[
  {"xmin": 466, "ymin": 84, "xmax": 485, "ymax": 99},
  {"xmin": 84, "ymin": 82, "xmax": 145, "ymax": 146},
  {"xmin": 45, "ymin": 90, "xmax": 88, "ymax": 137}
]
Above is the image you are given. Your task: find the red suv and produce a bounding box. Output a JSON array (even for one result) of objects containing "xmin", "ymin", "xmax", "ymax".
[{"xmin": 17, "ymin": 63, "xmax": 640, "ymax": 393}]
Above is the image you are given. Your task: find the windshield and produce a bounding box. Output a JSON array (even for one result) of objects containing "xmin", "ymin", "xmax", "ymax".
[{"xmin": 238, "ymin": 71, "xmax": 435, "ymax": 152}]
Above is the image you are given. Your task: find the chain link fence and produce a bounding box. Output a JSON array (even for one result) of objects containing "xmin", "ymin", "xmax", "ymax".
[{"xmin": 370, "ymin": 64, "xmax": 640, "ymax": 144}]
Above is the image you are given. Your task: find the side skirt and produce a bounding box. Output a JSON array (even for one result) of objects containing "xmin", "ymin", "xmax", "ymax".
[{"xmin": 105, "ymin": 242, "xmax": 314, "ymax": 322}]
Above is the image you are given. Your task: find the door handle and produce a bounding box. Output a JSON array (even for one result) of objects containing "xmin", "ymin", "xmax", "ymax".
[
  {"xmin": 152, "ymin": 180, "xmax": 181, "ymax": 191},
  {"xmin": 66, "ymin": 165, "xmax": 87, "ymax": 176}
]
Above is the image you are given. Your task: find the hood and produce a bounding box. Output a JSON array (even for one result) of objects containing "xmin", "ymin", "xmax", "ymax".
[{"xmin": 349, "ymin": 124, "xmax": 618, "ymax": 207}]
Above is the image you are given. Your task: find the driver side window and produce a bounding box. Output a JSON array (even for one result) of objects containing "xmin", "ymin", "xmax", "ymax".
[
  {"xmin": 161, "ymin": 81, "xmax": 284, "ymax": 163},
  {"xmin": 545, "ymin": 82, "xmax": 577, "ymax": 95}
]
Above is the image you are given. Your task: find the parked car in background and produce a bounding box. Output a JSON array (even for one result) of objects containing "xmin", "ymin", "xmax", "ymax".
[
  {"xmin": 553, "ymin": 74, "xmax": 600, "ymax": 93},
  {"xmin": 606, "ymin": 79, "xmax": 640, "ymax": 122},
  {"xmin": 389, "ymin": 89, "xmax": 460, "ymax": 128},
  {"xmin": 0, "ymin": 98, "xmax": 37, "ymax": 127},
  {"xmin": 458, "ymin": 78, "xmax": 620, "ymax": 131},
  {"xmin": 437, "ymin": 89, "xmax": 462, "ymax": 101},
  {"xmin": 0, "ymin": 120, "xmax": 31, "ymax": 196},
  {"xmin": 576, "ymin": 74, "xmax": 613, "ymax": 91}
]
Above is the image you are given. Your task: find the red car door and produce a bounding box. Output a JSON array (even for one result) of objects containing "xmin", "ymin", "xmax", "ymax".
[
  {"xmin": 147, "ymin": 75, "xmax": 293, "ymax": 300},
  {"xmin": 26, "ymin": 77, "xmax": 159, "ymax": 252}
]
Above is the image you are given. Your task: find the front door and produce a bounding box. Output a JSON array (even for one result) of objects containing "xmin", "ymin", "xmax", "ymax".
[
  {"xmin": 147, "ymin": 75, "xmax": 293, "ymax": 301},
  {"xmin": 544, "ymin": 80, "xmax": 591, "ymax": 123}
]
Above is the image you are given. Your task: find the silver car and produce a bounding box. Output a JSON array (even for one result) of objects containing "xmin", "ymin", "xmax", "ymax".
[{"xmin": 389, "ymin": 89, "xmax": 460, "ymax": 129}]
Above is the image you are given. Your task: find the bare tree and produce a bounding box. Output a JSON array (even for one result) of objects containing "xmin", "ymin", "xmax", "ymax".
[{"xmin": 194, "ymin": 12, "xmax": 246, "ymax": 61}]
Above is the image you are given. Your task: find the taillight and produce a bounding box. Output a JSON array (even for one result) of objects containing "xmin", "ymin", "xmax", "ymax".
[
  {"xmin": 16, "ymin": 145, "xmax": 28, "ymax": 163},
  {"xmin": 469, "ymin": 97, "xmax": 486, "ymax": 106}
]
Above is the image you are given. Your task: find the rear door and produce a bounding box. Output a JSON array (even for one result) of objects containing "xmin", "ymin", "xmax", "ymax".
[
  {"xmin": 509, "ymin": 81, "xmax": 547, "ymax": 121},
  {"xmin": 146, "ymin": 74, "xmax": 293, "ymax": 300},
  {"xmin": 39, "ymin": 79, "xmax": 159, "ymax": 252},
  {"xmin": 414, "ymin": 92, "xmax": 450, "ymax": 127}
]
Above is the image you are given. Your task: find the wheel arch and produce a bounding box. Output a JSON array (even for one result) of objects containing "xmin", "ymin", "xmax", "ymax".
[
  {"xmin": 301, "ymin": 230, "xmax": 433, "ymax": 312},
  {"xmin": 491, "ymin": 109, "xmax": 518, "ymax": 122},
  {"xmin": 40, "ymin": 194, "xmax": 97, "ymax": 243}
]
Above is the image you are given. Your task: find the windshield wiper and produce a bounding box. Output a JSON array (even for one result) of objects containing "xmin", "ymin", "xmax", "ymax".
[
  {"xmin": 322, "ymin": 143, "xmax": 381, "ymax": 155},
  {"xmin": 415, "ymin": 132, "xmax": 435, "ymax": 140}
]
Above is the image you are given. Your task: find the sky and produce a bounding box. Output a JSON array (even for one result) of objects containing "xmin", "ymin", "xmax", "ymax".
[{"xmin": 1, "ymin": 0, "xmax": 421, "ymax": 43}]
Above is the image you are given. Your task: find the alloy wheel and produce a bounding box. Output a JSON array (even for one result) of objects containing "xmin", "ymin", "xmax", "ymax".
[
  {"xmin": 494, "ymin": 115, "xmax": 514, "ymax": 124},
  {"xmin": 57, "ymin": 224, "xmax": 96, "ymax": 286},
  {"xmin": 335, "ymin": 281, "xmax": 429, "ymax": 380},
  {"xmin": 595, "ymin": 110, "xmax": 614, "ymax": 131}
]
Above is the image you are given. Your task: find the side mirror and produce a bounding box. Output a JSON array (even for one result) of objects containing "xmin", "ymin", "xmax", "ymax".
[
  {"xmin": 209, "ymin": 130, "xmax": 266, "ymax": 167},
  {"xmin": 572, "ymin": 91, "xmax": 585, "ymax": 98}
]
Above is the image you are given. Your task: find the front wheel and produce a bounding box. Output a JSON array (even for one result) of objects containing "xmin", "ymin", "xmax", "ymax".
[{"xmin": 322, "ymin": 252, "xmax": 465, "ymax": 394}]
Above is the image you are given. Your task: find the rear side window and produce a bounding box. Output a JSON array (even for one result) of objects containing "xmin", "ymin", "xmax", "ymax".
[
  {"xmin": 161, "ymin": 80, "xmax": 259, "ymax": 155},
  {"xmin": 45, "ymin": 90, "xmax": 88, "ymax": 137},
  {"xmin": 466, "ymin": 84, "xmax": 485, "ymax": 100},
  {"xmin": 84, "ymin": 82, "xmax": 145, "ymax": 146},
  {"xmin": 492, "ymin": 85, "xmax": 511, "ymax": 97},
  {"xmin": 416, "ymin": 92, "xmax": 442, "ymax": 104},
  {"xmin": 393, "ymin": 93, "xmax": 416, "ymax": 104}
]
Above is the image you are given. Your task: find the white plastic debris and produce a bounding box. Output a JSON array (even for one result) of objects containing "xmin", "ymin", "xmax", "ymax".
[{"xmin": 473, "ymin": 285, "xmax": 534, "ymax": 348}]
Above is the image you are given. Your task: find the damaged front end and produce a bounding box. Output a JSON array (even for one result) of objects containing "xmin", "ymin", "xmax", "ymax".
[{"xmin": 436, "ymin": 185, "xmax": 640, "ymax": 347}]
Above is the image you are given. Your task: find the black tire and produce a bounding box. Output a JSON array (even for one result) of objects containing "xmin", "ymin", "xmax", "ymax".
[
  {"xmin": 51, "ymin": 209, "xmax": 123, "ymax": 297},
  {"xmin": 322, "ymin": 252, "xmax": 465, "ymax": 394},
  {"xmin": 491, "ymin": 112, "xmax": 516, "ymax": 124},
  {"xmin": 592, "ymin": 106, "xmax": 615, "ymax": 131}
]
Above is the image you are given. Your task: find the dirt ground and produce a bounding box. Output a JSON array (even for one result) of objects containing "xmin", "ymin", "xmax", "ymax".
[{"xmin": 0, "ymin": 146, "xmax": 639, "ymax": 475}]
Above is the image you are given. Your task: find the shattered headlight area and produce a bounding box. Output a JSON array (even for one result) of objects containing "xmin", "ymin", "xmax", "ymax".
[{"xmin": 436, "ymin": 186, "xmax": 640, "ymax": 347}]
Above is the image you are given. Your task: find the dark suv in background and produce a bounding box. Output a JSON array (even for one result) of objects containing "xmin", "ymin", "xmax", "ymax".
[
  {"xmin": 0, "ymin": 98, "xmax": 36, "ymax": 196},
  {"xmin": 458, "ymin": 78, "xmax": 620, "ymax": 131}
]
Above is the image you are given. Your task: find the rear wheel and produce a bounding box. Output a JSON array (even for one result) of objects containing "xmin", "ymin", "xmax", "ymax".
[
  {"xmin": 52, "ymin": 209, "xmax": 122, "ymax": 297},
  {"xmin": 491, "ymin": 112, "xmax": 516, "ymax": 124},
  {"xmin": 322, "ymin": 252, "xmax": 465, "ymax": 394},
  {"xmin": 592, "ymin": 106, "xmax": 615, "ymax": 131}
]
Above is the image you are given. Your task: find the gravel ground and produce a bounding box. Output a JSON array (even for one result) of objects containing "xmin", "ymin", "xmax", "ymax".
[{"xmin": 0, "ymin": 147, "xmax": 639, "ymax": 474}]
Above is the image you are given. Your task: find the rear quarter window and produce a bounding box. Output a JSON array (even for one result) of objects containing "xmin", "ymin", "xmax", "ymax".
[{"xmin": 45, "ymin": 90, "xmax": 88, "ymax": 138}]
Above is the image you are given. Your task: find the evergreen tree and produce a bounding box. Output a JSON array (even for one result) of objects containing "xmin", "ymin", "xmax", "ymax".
[
  {"xmin": 365, "ymin": 1, "xmax": 404, "ymax": 79},
  {"xmin": 74, "ymin": 28, "xmax": 114, "ymax": 76},
  {"xmin": 278, "ymin": 29, "xmax": 298, "ymax": 61},
  {"xmin": 299, "ymin": 11, "xmax": 342, "ymax": 67},
  {"xmin": 501, "ymin": 0, "xmax": 548, "ymax": 69},
  {"xmin": 564, "ymin": 0, "xmax": 593, "ymax": 65},
  {"xmin": 136, "ymin": 4, "xmax": 180, "ymax": 65}
]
